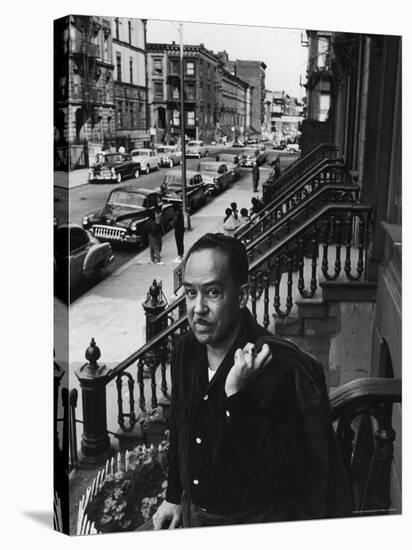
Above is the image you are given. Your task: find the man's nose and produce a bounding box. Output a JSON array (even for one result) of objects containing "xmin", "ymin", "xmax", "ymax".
[{"xmin": 193, "ymin": 293, "xmax": 207, "ymax": 314}]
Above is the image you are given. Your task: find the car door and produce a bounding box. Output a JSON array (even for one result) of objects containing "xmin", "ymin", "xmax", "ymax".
[{"xmin": 69, "ymin": 226, "xmax": 91, "ymax": 287}]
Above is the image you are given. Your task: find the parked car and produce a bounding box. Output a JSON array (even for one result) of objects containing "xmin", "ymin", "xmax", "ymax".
[
  {"xmin": 232, "ymin": 139, "xmax": 245, "ymax": 148},
  {"xmin": 88, "ymin": 152, "xmax": 139, "ymax": 184},
  {"xmin": 160, "ymin": 169, "xmax": 208, "ymax": 211},
  {"xmin": 197, "ymin": 161, "xmax": 233, "ymax": 194},
  {"xmin": 239, "ymin": 147, "xmax": 259, "ymax": 167},
  {"xmin": 246, "ymin": 135, "xmax": 259, "ymax": 144},
  {"xmin": 286, "ymin": 143, "xmax": 300, "ymax": 153},
  {"xmin": 156, "ymin": 145, "xmax": 182, "ymax": 168},
  {"xmin": 54, "ymin": 223, "xmax": 114, "ymax": 296},
  {"xmin": 130, "ymin": 148, "xmax": 161, "ymax": 174},
  {"xmin": 186, "ymin": 140, "xmax": 209, "ymax": 158},
  {"xmin": 215, "ymin": 153, "xmax": 241, "ymax": 181},
  {"xmin": 82, "ymin": 187, "xmax": 174, "ymax": 248}
]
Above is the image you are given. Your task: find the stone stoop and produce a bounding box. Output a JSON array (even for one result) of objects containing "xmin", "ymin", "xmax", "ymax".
[{"xmin": 274, "ymin": 280, "xmax": 377, "ymax": 391}]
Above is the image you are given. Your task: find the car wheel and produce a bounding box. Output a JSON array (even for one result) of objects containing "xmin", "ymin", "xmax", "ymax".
[
  {"xmin": 116, "ymin": 172, "xmax": 122, "ymax": 184},
  {"xmin": 134, "ymin": 169, "xmax": 140, "ymax": 179},
  {"xmin": 169, "ymin": 159, "xmax": 174, "ymax": 168},
  {"xmin": 145, "ymin": 165, "xmax": 150, "ymax": 174}
]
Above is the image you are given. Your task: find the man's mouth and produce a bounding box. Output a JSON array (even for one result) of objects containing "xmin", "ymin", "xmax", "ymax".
[{"xmin": 194, "ymin": 319, "xmax": 212, "ymax": 330}]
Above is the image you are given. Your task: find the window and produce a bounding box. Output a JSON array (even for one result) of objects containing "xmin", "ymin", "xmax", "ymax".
[
  {"xmin": 172, "ymin": 110, "xmax": 180, "ymax": 126},
  {"xmin": 172, "ymin": 86, "xmax": 179, "ymax": 100},
  {"xmin": 115, "ymin": 18, "xmax": 119, "ymax": 40},
  {"xmin": 317, "ymin": 36, "xmax": 330, "ymax": 69},
  {"xmin": 153, "ymin": 58, "xmax": 163, "ymax": 75},
  {"xmin": 187, "ymin": 111, "xmax": 195, "ymax": 126},
  {"xmin": 185, "ymin": 61, "xmax": 195, "ymax": 76},
  {"xmin": 154, "ymin": 82, "xmax": 163, "ymax": 100},
  {"xmin": 185, "ymin": 83, "xmax": 195, "ymax": 100},
  {"xmin": 116, "ymin": 52, "xmax": 122, "ymax": 82},
  {"xmin": 128, "ymin": 21, "xmax": 132, "ymax": 44},
  {"xmin": 117, "ymin": 101, "xmax": 123, "ymax": 127},
  {"xmin": 170, "ymin": 59, "xmax": 179, "ymax": 74},
  {"xmin": 129, "ymin": 57, "xmax": 133, "ymax": 84},
  {"xmin": 319, "ymin": 93, "xmax": 330, "ymax": 122}
]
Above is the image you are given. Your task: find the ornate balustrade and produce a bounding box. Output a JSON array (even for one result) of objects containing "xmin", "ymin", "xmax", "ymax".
[
  {"xmin": 262, "ymin": 142, "xmax": 340, "ymax": 204},
  {"xmin": 237, "ymin": 158, "xmax": 347, "ymax": 242},
  {"xmin": 247, "ymin": 203, "xmax": 372, "ymax": 321},
  {"xmin": 244, "ymin": 181, "xmax": 358, "ymax": 263}
]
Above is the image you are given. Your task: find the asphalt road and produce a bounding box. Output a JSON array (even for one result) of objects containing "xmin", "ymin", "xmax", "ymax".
[{"xmin": 54, "ymin": 145, "xmax": 283, "ymax": 302}]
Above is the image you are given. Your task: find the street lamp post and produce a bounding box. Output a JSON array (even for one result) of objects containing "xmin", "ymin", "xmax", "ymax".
[{"xmin": 179, "ymin": 23, "xmax": 191, "ymax": 230}]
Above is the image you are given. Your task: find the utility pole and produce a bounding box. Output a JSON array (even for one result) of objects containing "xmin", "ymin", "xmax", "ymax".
[{"xmin": 179, "ymin": 23, "xmax": 191, "ymax": 230}]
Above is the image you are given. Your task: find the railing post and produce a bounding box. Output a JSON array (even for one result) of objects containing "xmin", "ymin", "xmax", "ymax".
[
  {"xmin": 75, "ymin": 338, "xmax": 113, "ymax": 468},
  {"xmin": 143, "ymin": 280, "xmax": 167, "ymax": 361}
]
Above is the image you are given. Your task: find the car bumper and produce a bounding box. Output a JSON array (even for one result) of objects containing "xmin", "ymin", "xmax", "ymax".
[{"xmin": 89, "ymin": 174, "xmax": 117, "ymax": 182}]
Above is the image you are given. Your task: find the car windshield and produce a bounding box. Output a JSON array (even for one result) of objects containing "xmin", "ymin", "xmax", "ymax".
[
  {"xmin": 163, "ymin": 175, "xmax": 182, "ymax": 190},
  {"xmin": 132, "ymin": 150, "xmax": 149, "ymax": 156},
  {"xmin": 107, "ymin": 191, "xmax": 146, "ymax": 208},
  {"xmin": 101, "ymin": 154, "xmax": 125, "ymax": 165},
  {"xmin": 188, "ymin": 141, "xmax": 201, "ymax": 147},
  {"xmin": 198, "ymin": 163, "xmax": 218, "ymax": 172},
  {"xmin": 218, "ymin": 155, "xmax": 235, "ymax": 163},
  {"xmin": 156, "ymin": 147, "xmax": 169, "ymax": 153}
]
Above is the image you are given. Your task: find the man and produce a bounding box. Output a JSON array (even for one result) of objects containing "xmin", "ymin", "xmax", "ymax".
[
  {"xmin": 153, "ymin": 233, "xmax": 352, "ymax": 529},
  {"xmin": 172, "ymin": 203, "xmax": 185, "ymax": 263},
  {"xmin": 252, "ymin": 161, "xmax": 260, "ymax": 192}
]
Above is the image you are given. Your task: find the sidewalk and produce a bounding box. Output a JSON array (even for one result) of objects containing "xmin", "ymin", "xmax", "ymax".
[{"xmin": 54, "ymin": 168, "xmax": 90, "ymax": 189}]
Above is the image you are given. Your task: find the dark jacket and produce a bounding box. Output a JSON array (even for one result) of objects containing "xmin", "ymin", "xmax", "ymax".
[{"xmin": 166, "ymin": 309, "xmax": 353, "ymax": 521}]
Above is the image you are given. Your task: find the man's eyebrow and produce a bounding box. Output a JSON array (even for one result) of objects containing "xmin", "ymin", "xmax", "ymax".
[{"xmin": 182, "ymin": 280, "xmax": 222, "ymax": 287}]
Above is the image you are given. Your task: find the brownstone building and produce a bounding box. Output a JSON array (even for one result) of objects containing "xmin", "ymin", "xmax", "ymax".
[
  {"xmin": 302, "ymin": 30, "xmax": 402, "ymax": 511},
  {"xmin": 111, "ymin": 17, "xmax": 148, "ymax": 150},
  {"xmin": 147, "ymin": 42, "xmax": 220, "ymax": 143},
  {"xmin": 54, "ymin": 15, "xmax": 115, "ymax": 169},
  {"xmin": 230, "ymin": 59, "xmax": 266, "ymax": 135}
]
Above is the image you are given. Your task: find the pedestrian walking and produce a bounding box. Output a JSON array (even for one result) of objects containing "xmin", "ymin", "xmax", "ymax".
[
  {"xmin": 252, "ymin": 162, "xmax": 260, "ymax": 192},
  {"xmin": 147, "ymin": 208, "xmax": 164, "ymax": 265},
  {"xmin": 271, "ymin": 156, "xmax": 281, "ymax": 179},
  {"xmin": 172, "ymin": 203, "xmax": 185, "ymax": 263}
]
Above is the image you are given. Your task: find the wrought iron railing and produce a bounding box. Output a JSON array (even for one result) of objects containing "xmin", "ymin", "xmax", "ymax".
[
  {"xmin": 330, "ymin": 377, "xmax": 401, "ymax": 515},
  {"xmin": 248, "ymin": 203, "xmax": 372, "ymax": 321},
  {"xmin": 237, "ymin": 158, "xmax": 346, "ymax": 242},
  {"xmin": 262, "ymin": 142, "xmax": 340, "ymax": 204}
]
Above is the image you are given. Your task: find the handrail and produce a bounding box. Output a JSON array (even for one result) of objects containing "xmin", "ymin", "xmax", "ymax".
[
  {"xmin": 249, "ymin": 203, "xmax": 372, "ymax": 273},
  {"xmin": 262, "ymin": 144, "xmax": 340, "ymax": 206},
  {"xmin": 107, "ymin": 313, "xmax": 188, "ymax": 382},
  {"xmin": 245, "ymin": 183, "xmax": 359, "ymax": 259},
  {"xmin": 237, "ymin": 157, "xmax": 345, "ymax": 240},
  {"xmin": 330, "ymin": 377, "xmax": 401, "ymax": 420}
]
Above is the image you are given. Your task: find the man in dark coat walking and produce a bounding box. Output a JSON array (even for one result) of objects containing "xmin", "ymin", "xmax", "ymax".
[
  {"xmin": 172, "ymin": 203, "xmax": 185, "ymax": 263},
  {"xmin": 252, "ymin": 162, "xmax": 260, "ymax": 192},
  {"xmin": 152, "ymin": 233, "xmax": 353, "ymax": 529}
]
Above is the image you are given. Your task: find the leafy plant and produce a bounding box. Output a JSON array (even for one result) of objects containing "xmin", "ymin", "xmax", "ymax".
[{"xmin": 85, "ymin": 434, "xmax": 169, "ymax": 533}]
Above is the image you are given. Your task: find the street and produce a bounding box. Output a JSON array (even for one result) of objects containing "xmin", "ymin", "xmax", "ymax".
[{"xmin": 54, "ymin": 145, "xmax": 281, "ymax": 302}]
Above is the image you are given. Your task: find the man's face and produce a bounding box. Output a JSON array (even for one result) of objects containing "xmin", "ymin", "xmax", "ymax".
[{"xmin": 183, "ymin": 248, "xmax": 247, "ymax": 349}]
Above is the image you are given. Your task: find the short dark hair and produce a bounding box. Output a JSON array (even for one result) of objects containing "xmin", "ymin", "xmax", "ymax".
[{"xmin": 184, "ymin": 233, "xmax": 249, "ymax": 287}]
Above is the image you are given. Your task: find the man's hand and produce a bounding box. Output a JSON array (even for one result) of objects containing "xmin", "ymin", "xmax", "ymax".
[
  {"xmin": 225, "ymin": 343, "xmax": 272, "ymax": 397},
  {"xmin": 152, "ymin": 500, "xmax": 182, "ymax": 530}
]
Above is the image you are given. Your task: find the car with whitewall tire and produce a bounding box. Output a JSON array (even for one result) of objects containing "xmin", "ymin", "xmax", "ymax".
[
  {"xmin": 88, "ymin": 152, "xmax": 139, "ymax": 183},
  {"xmin": 130, "ymin": 148, "xmax": 161, "ymax": 174}
]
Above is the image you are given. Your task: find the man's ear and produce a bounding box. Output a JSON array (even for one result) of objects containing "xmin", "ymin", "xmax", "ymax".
[{"xmin": 239, "ymin": 283, "xmax": 249, "ymax": 309}]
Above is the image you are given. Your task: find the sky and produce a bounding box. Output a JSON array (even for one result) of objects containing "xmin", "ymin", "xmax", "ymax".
[{"xmin": 147, "ymin": 19, "xmax": 309, "ymax": 100}]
